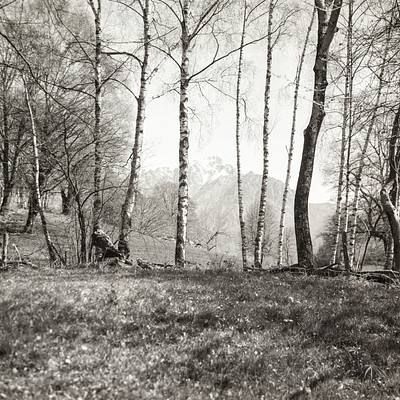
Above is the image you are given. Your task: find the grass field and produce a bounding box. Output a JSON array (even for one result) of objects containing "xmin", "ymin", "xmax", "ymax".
[{"xmin": 1, "ymin": 268, "xmax": 400, "ymax": 399}]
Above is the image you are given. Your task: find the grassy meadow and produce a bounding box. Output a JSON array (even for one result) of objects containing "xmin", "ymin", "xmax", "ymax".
[{"xmin": 1, "ymin": 268, "xmax": 400, "ymax": 399}]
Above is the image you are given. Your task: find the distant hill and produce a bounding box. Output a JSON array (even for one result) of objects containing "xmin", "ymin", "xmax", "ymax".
[{"xmin": 140, "ymin": 157, "xmax": 335, "ymax": 260}]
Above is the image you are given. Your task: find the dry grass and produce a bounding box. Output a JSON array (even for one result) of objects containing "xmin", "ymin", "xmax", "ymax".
[{"xmin": 1, "ymin": 268, "xmax": 400, "ymax": 399}]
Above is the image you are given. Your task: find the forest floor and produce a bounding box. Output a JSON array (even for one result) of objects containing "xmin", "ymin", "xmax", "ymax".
[
  {"xmin": 0, "ymin": 210, "xmax": 230, "ymax": 268},
  {"xmin": 1, "ymin": 268, "xmax": 400, "ymax": 399}
]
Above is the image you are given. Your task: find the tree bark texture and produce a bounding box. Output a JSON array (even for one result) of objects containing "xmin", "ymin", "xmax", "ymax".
[
  {"xmin": 175, "ymin": 0, "xmax": 190, "ymax": 268},
  {"xmin": 278, "ymin": 9, "xmax": 315, "ymax": 267},
  {"xmin": 330, "ymin": 0, "xmax": 353, "ymax": 265},
  {"xmin": 1, "ymin": 94, "xmax": 11, "ymax": 214},
  {"xmin": 294, "ymin": 0, "xmax": 343, "ymax": 269},
  {"xmin": 88, "ymin": 0, "xmax": 103, "ymax": 234},
  {"xmin": 254, "ymin": 0, "xmax": 274, "ymax": 269},
  {"xmin": 235, "ymin": 1, "xmax": 248, "ymax": 271},
  {"xmin": 119, "ymin": 0, "xmax": 150, "ymax": 258}
]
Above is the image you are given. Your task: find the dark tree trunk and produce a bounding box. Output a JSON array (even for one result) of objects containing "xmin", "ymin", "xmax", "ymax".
[
  {"xmin": 0, "ymin": 183, "xmax": 13, "ymax": 214},
  {"xmin": 24, "ymin": 189, "xmax": 38, "ymax": 233},
  {"xmin": 61, "ymin": 186, "xmax": 74, "ymax": 215},
  {"xmin": 294, "ymin": 0, "xmax": 342, "ymax": 269}
]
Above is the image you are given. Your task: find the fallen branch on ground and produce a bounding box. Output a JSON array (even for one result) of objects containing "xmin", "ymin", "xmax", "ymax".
[
  {"xmin": 137, "ymin": 258, "xmax": 174, "ymax": 270},
  {"xmin": 247, "ymin": 264, "xmax": 400, "ymax": 284}
]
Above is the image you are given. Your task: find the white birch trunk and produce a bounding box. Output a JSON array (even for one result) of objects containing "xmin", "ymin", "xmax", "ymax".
[
  {"xmin": 254, "ymin": 0, "xmax": 274, "ymax": 270},
  {"xmin": 175, "ymin": 0, "xmax": 190, "ymax": 268},
  {"xmin": 236, "ymin": 1, "xmax": 248, "ymax": 270},
  {"xmin": 88, "ymin": 0, "xmax": 103, "ymax": 234},
  {"xmin": 277, "ymin": 9, "xmax": 315, "ymax": 267},
  {"xmin": 119, "ymin": 0, "xmax": 150, "ymax": 258},
  {"xmin": 330, "ymin": 0, "xmax": 353, "ymax": 265}
]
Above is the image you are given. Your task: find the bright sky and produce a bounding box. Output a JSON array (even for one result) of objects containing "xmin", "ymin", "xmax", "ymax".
[
  {"xmin": 140, "ymin": 45, "xmax": 335, "ymax": 204},
  {"xmin": 103, "ymin": 0, "xmax": 336, "ymax": 204}
]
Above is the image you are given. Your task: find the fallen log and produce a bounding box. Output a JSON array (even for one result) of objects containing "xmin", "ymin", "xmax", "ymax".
[
  {"xmin": 137, "ymin": 258, "xmax": 174, "ymax": 270},
  {"xmin": 92, "ymin": 229, "xmax": 123, "ymax": 259}
]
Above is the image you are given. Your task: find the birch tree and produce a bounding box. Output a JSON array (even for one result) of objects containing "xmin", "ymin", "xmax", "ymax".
[
  {"xmin": 235, "ymin": 0, "xmax": 248, "ymax": 271},
  {"xmin": 87, "ymin": 0, "xmax": 103, "ymax": 239},
  {"xmin": 158, "ymin": 0, "xmax": 235, "ymax": 268},
  {"xmin": 329, "ymin": 0, "xmax": 353, "ymax": 266},
  {"xmin": 294, "ymin": 0, "xmax": 343, "ymax": 269},
  {"xmin": 118, "ymin": 0, "xmax": 151, "ymax": 258},
  {"xmin": 253, "ymin": 0, "xmax": 275, "ymax": 270}
]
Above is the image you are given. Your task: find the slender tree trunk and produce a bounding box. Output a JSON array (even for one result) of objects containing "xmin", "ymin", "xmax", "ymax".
[
  {"xmin": 254, "ymin": 0, "xmax": 274, "ymax": 270},
  {"xmin": 119, "ymin": 0, "xmax": 150, "ymax": 258},
  {"xmin": 175, "ymin": 0, "xmax": 190, "ymax": 268},
  {"xmin": 24, "ymin": 79, "xmax": 58, "ymax": 263},
  {"xmin": 348, "ymin": 32, "xmax": 390, "ymax": 269},
  {"xmin": 294, "ymin": 0, "xmax": 343, "ymax": 269},
  {"xmin": 235, "ymin": 1, "xmax": 248, "ymax": 270},
  {"xmin": 341, "ymin": 88, "xmax": 353, "ymax": 269},
  {"xmin": 0, "ymin": 92, "xmax": 12, "ymax": 214},
  {"xmin": 381, "ymin": 193, "xmax": 400, "ymax": 271},
  {"xmin": 278, "ymin": 9, "xmax": 315, "ymax": 267},
  {"xmin": 0, "ymin": 184, "xmax": 12, "ymax": 214},
  {"xmin": 75, "ymin": 193, "xmax": 87, "ymax": 264},
  {"xmin": 88, "ymin": 0, "xmax": 103, "ymax": 235},
  {"xmin": 330, "ymin": 0, "xmax": 353, "ymax": 265},
  {"xmin": 384, "ymin": 232, "xmax": 394, "ymax": 270}
]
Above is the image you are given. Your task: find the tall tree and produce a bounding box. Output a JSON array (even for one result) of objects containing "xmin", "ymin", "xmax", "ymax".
[
  {"xmin": 235, "ymin": 0, "xmax": 248, "ymax": 270},
  {"xmin": 158, "ymin": 0, "xmax": 234, "ymax": 268},
  {"xmin": 329, "ymin": 0, "xmax": 353, "ymax": 266},
  {"xmin": 87, "ymin": 0, "xmax": 103, "ymax": 238},
  {"xmin": 118, "ymin": 0, "xmax": 151, "ymax": 258},
  {"xmin": 254, "ymin": 0, "xmax": 275, "ymax": 270},
  {"xmin": 294, "ymin": 0, "xmax": 343, "ymax": 269}
]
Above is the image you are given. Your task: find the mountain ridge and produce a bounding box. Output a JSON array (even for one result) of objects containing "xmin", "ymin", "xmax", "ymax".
[{"xmin": 140, "ymin": 157, "xmax": 334, "ymax": 260}]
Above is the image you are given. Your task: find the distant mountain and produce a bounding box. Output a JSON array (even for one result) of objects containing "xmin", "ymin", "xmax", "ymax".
[{"xmin": 140, "ymin": 157, "xmax": 335, "ymax": 258}]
